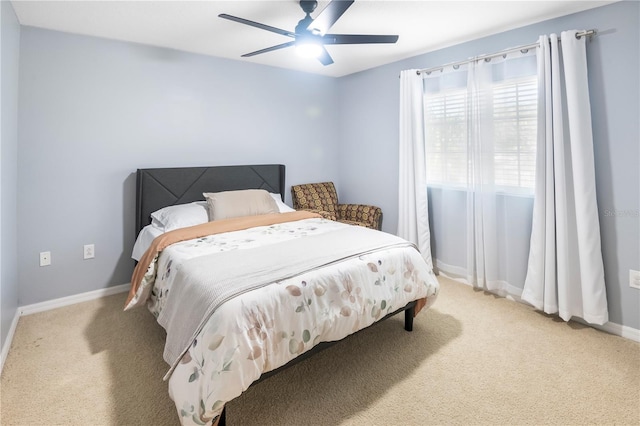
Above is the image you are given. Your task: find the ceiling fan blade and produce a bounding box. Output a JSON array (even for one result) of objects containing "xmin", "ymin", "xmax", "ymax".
[
  {"xmin": 307, "ymin": 0, "xmax": 354, "ymax": 35},
  {"xmin": 317, "ymin": 46, "xmax": 334, "ymax": 66},
  {"xmin": 241, "ymin": 41, "xmax": 296, "ymax": 58},
  {"xmin": 323, "ymin": 34, "xmax": 399, "ymax": 44},
  {"xmin": 219, "ymin": 14, "xmax": 295, "ymax": 38}
]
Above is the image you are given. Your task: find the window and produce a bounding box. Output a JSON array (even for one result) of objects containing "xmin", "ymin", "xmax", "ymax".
[{"xmin": 424, "ymin": 71, "xmax": 538, "ymax": 194}]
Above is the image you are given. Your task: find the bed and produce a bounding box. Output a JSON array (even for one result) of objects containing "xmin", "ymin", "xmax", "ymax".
[{"xmin": 125, "ymin": 164, "xmax": 439, "ymax": 425}]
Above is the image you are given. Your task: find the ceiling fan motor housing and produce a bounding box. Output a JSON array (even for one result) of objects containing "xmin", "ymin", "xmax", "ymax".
[
  {"xmin": 300, "ymin": 1, "xmax": 318, "ymax": 15},
  {"xmin": 297, "ymin": 1, "xmax": 318, "ymax": 35}
]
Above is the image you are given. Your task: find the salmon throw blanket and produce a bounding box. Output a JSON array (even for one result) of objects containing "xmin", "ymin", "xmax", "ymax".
[{"xmin": 125, "ymin": 211, "xmax": 322, "ymax": 309}]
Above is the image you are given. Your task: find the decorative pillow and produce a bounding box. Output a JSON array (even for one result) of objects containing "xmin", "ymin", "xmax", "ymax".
[
  {"xmin": 150, "ymin": 201, "xmax": 209, "ymax": 231},
  {"xmin": 270, "ymin": 193, "xmax": 296, "ymax": 213},
  {"xmin": 203, "ymin": 189, "xmax": 279, "ymax": 221}
]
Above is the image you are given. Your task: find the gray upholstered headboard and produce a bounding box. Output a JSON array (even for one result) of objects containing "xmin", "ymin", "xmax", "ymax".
[{"xmin": 135, "ymin": 164, "xmax": 286, "ymax": 236}]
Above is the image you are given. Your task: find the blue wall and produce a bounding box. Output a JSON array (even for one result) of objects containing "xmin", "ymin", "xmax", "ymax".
[
  {"xmin": 17, "ymin": 27, "xmax": 340, "ymax": 305},
  {"xmin": 1, "ymin": 0, "xmax": 20, "ymax": 356},
  {"xmin": 336, "ymin": 1, "xmax": 639, "ymax": 329}
]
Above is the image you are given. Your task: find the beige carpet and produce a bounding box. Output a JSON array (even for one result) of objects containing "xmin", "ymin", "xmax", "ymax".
[{"xmin": 1, "ymin": 276, "xmax": 638, "ymax": 426}]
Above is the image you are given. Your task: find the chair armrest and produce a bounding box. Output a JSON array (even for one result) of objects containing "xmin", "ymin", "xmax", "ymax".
[
  {"xmin": 337, "ymin": 204, "xmax": 383, "ymax": 230},
  {"xmin": 301, "ymin": 208, "xmax": 337, "ymax": 222}
]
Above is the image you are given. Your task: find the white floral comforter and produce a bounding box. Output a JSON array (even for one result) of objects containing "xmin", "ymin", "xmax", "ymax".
[{"xmin": 144, "ymin": 217, "xmax": 439, "ymax": 425}]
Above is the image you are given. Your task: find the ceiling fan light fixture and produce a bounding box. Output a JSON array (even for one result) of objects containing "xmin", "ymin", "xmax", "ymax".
[{"xmin": 295, "ymin": 38, "xmax": 323, "ymax": 58}]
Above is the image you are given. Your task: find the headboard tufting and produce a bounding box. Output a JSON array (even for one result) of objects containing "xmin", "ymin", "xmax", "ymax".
[{"xmin": 135, "ymin": 164, "xmax": 285, "ymax": 236}]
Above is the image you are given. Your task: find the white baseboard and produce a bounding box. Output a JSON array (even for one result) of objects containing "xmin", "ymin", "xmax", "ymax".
[
  {"xmin": 0, "ymin": 309, "xmax": 20, "ymax": 375},
  {"xmin": 19, "ymin": 283, "xmax": 130, "ymax": 316},
  {"xmin": 434, "ymin": 259, "xmax": 468, "ymax": 278},
  {"xmin": 1, "ymin": 283, "xmax": 130, "ymax": 376},
  {"xmin": 436, "ymin": 268, "xmax": 640, "ymax": 343},
  {"xmin": 573, "ymin": 318, "xmax": 640, "ymax": 343}
]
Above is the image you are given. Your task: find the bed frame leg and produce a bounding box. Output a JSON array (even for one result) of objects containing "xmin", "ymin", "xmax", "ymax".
[
  {"xmin": 218, "ymin": 407, "xmax": 226, "ymax": 426},
  {"xmin": 404, "ymin": 306, "xmax": 415, "ymax": 332}
]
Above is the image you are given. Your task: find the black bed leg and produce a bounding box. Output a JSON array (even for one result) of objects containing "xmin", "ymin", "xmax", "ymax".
[
  {"xmin": 218, "ymin": 407, "xmax": 226, "ymax": 426},
  {"xmin": 404, "ymin": 306, "xmax": 415, "ymax": 331}
]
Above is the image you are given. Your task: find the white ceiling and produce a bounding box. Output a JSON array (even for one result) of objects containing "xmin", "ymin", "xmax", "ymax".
[{"xmin": 11, "ymin": 0, "xmax": 614, "ymax": 77}]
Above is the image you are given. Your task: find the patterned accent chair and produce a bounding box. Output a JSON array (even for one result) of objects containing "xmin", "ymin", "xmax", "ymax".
[{"xmin": 291, "ymin": 182, "xmax": 383, "ymax": 230}]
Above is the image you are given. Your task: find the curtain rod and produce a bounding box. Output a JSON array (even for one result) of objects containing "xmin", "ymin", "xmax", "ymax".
[{"xmin": 415, "ymin": 29, "xmax": 596, "ymax": 76}]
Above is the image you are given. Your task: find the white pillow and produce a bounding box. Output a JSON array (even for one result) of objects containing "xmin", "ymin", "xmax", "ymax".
[
  {"xmin": 204, "ymin": 189, "xmax": 279, "ymax": 221},
  {"xmin": 270, "ymin": 193, "xmax": 296, "ymax": 213},
  {"xmin": 150, "ymin": 201, "xmax": 209, "ymax": 231},
  {"xmin": 131, "ymin": 224, "xmax": 164, "ymax": 261}
]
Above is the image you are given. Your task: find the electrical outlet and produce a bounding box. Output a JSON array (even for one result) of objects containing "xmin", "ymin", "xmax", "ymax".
[
  {"xmin": 83, "ymin": 244, "xmax": 95, "ymax": 260},
  {"xmin": 630, "ymin": 269, "xmax": 640, "ymax": 290},
  {"xmin": 39, "ymin": 251, "xmax": 51, "ymax": 267}
]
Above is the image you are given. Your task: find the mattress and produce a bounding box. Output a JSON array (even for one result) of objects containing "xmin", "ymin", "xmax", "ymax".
[{"xmin": 130, "ymin": 215, "xmax": 439, "ymax": 425}]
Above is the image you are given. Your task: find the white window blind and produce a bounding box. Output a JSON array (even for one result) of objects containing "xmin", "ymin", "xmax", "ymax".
[
  {"xmin": 424, "ymin": 87, "xmax": 468, "ymax": 187},
  {"xmin": 424, "ymin": 74, "xmax": 538, "ymax": 193},
  {"xmin": 492, "ymin": 76, "xmax": 537, "ymax": 191}
]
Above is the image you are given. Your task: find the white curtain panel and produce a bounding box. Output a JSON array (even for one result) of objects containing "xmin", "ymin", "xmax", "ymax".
[
  {"xmin": 522, "ymin": 31, "xmax": 609, "ymax": 325},
  {"xmin": 422, "ymin": 52, "xmax": 536, "ymax": 296},
  {"xmin": 398, "ymin": 69, "xmax": 433, "ymax": 268},
  {"xmin": 465, "ymin": 59, "xmax": 501, "ymax": 292}
]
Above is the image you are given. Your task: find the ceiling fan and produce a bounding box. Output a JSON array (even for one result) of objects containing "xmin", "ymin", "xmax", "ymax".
[{"xmin": 218, "ymin": 0, "xmax": 399, "ymax": 66}]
